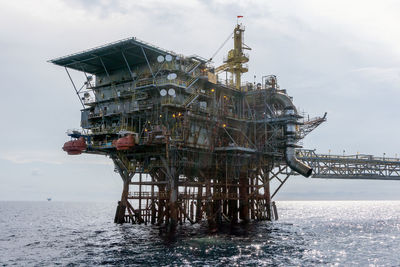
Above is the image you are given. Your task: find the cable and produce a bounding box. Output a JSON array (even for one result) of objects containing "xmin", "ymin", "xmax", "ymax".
[{"xmin": 209, "ymin": 30, "xmax": 234, "ymax": 62}]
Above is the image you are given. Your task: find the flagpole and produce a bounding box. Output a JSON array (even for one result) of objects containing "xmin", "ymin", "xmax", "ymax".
[{"xmin": 237, "ymin": 15, "xmax": 243, "ymax": 25}]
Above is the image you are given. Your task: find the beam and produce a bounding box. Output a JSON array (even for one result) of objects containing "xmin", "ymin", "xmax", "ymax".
[
  {"xmin": 312, "ymin": 175, "xmax": 400, "ymax": 181},
  {"xmin": 140, "ymin": 46, "xmax": 154, "ymax": 78},
  {"xmin": 121, "ymin": 51, "xmax": 135, "ymax": 79},
  {"xmin": 65, "ymin": 67, "xmax": 85, "ymax": 109}
]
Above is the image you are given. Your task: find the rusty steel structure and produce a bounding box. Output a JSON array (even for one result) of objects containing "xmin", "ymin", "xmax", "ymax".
[{"xmin": 50, "ymin": 23, "xmax": 400, "ymax": 230}]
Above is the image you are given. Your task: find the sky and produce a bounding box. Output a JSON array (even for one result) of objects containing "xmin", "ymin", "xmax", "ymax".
[{"xmin": 0, "ymin": 0, "xmax": 400, "ymax": 201}]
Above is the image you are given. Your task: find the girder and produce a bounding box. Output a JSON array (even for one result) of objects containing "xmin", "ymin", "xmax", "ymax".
[
  {"xmin": 296, "ymin": 149, "xmax": 400, "ymax": 180},
  {"xmin": 53, "ymin": 22, "xmax": 399, "ymax": 232}
]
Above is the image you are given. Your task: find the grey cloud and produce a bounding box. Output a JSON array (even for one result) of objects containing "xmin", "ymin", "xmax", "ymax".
[
  {"xmin": 62, "ymin": 0, "xmax": 128, "ymax": 17},
  {"xmin": 31, "ymin": 169, "xmax": 40, "ymax": 176},
  {"xmin": 1, "ymin": 0, "xmax": 400, "ymax": 201}
]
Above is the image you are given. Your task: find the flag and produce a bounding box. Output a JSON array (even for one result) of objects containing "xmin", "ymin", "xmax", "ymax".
[{"xmin": 237, "ymin": 15, "xmax": 243, "ymax": 18}]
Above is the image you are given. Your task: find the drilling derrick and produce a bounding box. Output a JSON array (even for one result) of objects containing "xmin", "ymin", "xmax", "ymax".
[
  {"xmin": 215, "ymin": 24, "xmax": 250, "ymax": 90},
  {"xmin": 50, "ymin": 23, "xmax": 400, "ymax": 231}
]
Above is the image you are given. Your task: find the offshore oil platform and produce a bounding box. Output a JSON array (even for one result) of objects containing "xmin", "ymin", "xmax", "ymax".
[{"xmin": 50, "ymin": 23, "xmax": 400, "ymax": 230}]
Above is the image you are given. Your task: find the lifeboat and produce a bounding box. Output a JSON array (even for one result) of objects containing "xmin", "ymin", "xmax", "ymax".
[
  {"xmin": 62, "ymin": 137, "xmax": 87, "ymax": 155},
  {"xmin": 115, "ymin": 134, "xmax": 135, "ymax": 150}
]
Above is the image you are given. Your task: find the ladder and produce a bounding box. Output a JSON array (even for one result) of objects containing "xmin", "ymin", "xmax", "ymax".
[{"xmin": 184, "ymin": 93, "xmax": 200, "ymax": 107}]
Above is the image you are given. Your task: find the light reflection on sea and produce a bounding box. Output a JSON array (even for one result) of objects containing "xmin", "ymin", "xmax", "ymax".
[{"xmin": 0, "ymin": 201, "xmax": 399, "ymax": 266}]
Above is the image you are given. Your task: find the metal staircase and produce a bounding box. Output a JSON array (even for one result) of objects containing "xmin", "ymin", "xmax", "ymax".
[
  {"xmin": 183, "ymin": 62, "xmax": 202, "ymax": 108},
  {"xmin": 183, "ymin": 93, "xmax": 200, "ymax": 107},
  {"xmin": 188, "ymin": 61, "xmax": 202, "ymax": 74},
  {"xmin": 298, "ymin": 113, "xmax": 327, "ymax": 138}
]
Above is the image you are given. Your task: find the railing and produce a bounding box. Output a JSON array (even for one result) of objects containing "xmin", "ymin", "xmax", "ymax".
[
  {"xmin": 83, "ymin": 97, "xmax": 95, "ymax": 105},
  {"xmin": 297, "ymin": 149, "xmax": 400, "ymax": 162},
  {"xmin": 127, "ymin": 191, "xmax": 266, "ymax": 200},
  {"xmin": 52, "ymin": 36, "xmax": 178, "ymax": 63},
  {"xmin": 128, "ymin": 192, "xmax": 168, "ymax": 199},
  {"xmin": 91, "ymin": 141, "xmax": 114, "ymax": 149},
  {"xmin": 188, "ymin": 54, "xmax": 209, "ymax": 62},
  {"xmin": 294, "ymin": 149, "xmax": 400, "ymax": 180},
  {"xmin": 66, "ymin": 128, "xmax": 83, "ymax": 136},
  {"xmin": 135, "ymin": 79, "xmax": 154, "ymax": 87},
  {"xmin": 222, "ymin": 53, "xmax": 249, "ymax": 63}
]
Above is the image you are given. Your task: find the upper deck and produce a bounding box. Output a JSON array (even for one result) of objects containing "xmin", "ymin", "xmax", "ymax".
[{"xmin": 49, "ymin": 37, "xmax": 206, "ymax": 75}]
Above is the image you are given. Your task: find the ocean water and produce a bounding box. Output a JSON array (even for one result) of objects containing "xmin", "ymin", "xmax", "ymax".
[{"xmin": 1, "ymin": 201, "xmax": 400, "ymax": 266}]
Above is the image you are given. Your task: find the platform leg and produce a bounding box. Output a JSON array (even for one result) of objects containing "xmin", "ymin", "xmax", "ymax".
[
  {"xmin": 272, "ymin": 201, "xmax": 278, "ymax": 220},
  {"xmin": 168, "ymin": 167, "xmax": 178, "ymax": 231},
  {"xmin": 229, "ymin": 184, "xmax": 238, "ymax": 224},
  {"xmin": 195, "ymin": 183, "xmax": 203, "ymax": 222},
  {"xmin": 263, "ymin": 169, "xmax": 272, "ymax": 221},
  {"xmin": 239, "ymin": 174, "xmax": 249, "ymax": 223},
  {"xmin": 115, "ymin": 179, "xmax": 130, "ymax": 224}
]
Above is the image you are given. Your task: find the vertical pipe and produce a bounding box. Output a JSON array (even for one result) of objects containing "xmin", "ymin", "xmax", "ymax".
[
  {"xmin": 168, "ymin": 167, "xmax": 178, "ymax": 231},
  {"xmin": 223, "ymin": 156, "xmax": 228, "ymax": 220},
  {"xmin": 195, "ymin": 181, "xmax": 203, "ymax": 222},
  {"xmin": 228, "ymin": 183, "xmax": 238, "ymax": 224},
  {"xmin": 145, "ymin": 197, "xmax": 149, "ymax": 224},
  {"xmin": 254, "ymin": 175, "xmax": 258, "ymax": 220},
  {"xmin": 222, "ymin": 182, "xmax": 228, "ymax": 217},
  {"xmin": 157, "ymin": 170, "xmax": 165, "ymax": 225},
  {"xmin": 190, "ymin": 200, "xmax": 194, "ymax": 221},
  {"xmin": 239, "ymin": 173, "xmax": 249, "ymax": 222},
  {"xmin": 263, "ymin": 170, "xmax": 272, "ymax": 221},
  {"xmin": 184, "ymin": 185, "xmax": 188, "ymax": 223},
  {"xmin": 151, "ymin": 174, "xmax": 156, "ymax": 224},
  {"xmin": 250, "ymin": 174, "xmax": 255, "ymax": 220},
  {"xmin": 206, "ymin": 179, "xmax": 216, "ymax": 230},
  {"xmin": 272, "ymin": 201, "xmax": 278, "ymax": 220},
  {"xmin": 214, "ymin": 177, "xmax": 222, "ymax": 225},
  {"xmin": 139, "ymin": 172, "xmax": 142, "ymax": 223}
]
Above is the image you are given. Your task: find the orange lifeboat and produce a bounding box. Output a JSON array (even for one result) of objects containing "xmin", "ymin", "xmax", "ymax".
[
  {"xmin": 115, "ymin": 134, "xmax": 135, "ymax": 150},
  {"xmin": 62, "ymin": 137, "xmax": 87, "ymax": 155}
]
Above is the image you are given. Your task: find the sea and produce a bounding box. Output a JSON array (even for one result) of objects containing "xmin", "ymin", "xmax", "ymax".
[{"xmin": 1, "ymin": 201, "xmax": 399, "ymax": 266}]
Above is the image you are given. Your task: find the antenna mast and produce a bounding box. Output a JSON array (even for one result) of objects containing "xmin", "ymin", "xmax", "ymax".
[{"xmin": 215, "ymin": 17, "xmax": 251, "ymax": 91}]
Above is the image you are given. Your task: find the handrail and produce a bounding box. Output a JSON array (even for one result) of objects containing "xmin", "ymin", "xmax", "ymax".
[
  {"xmin": 50, "ymin": 36, "xmax": 178, "ymax": 63},
  {"xmin": 296, "ymin": 149, "xmax": 400, "ymax": 163}
]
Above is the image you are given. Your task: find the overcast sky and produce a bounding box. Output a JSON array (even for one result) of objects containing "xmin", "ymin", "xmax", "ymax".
[{"xmin": 1, "ymin": 0, "xmax": 400, "ymax": 201}]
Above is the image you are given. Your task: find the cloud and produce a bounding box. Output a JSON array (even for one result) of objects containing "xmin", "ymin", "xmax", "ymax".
[
  {"xmin": 0, "ymin": 150, "xmax": 112, "ymax": 166},
  {"xmin": 31, "ymin": 169, "xmax": 40, "ymax": 176},
  {"xmin": 1, "ymin": 0, "xmax": 400, "ymax": 200},
  {"xmin": 350, "ymin": 67, "xmax": 400, "ymax": 85},
  {"xmin": 0, "ymin": 150, "xmax": 64, "ymax": 165}
]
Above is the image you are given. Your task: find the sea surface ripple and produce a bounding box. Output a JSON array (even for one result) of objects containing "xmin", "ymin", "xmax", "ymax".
[{"xmin": 1, "ymin": 201, "xmax": 400, "ymax": 266}]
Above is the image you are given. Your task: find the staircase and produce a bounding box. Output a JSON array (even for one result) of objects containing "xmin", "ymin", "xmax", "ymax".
[
  {"xmin": 186, "ymin": 77, "xmax": 199, "ymax": 88},
  {"xmin": 185, "ymin": 60, "xmax": 202, "ymax": 74},
  {"xmin": 182, "ymin": 58, "xmax": 204, "ymax": 108},
  {"xmin": 188, "ymin": 61, "xmax": 202, "ymax": 74},
  {"xmin": 184, "ymin": 93, "xmax": 199, "ymax": 107}
]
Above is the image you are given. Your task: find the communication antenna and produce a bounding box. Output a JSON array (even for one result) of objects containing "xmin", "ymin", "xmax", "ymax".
[
  {"xmin": 157, "ymin": 55, "xmax": 165, "ymax": 63},
  {"xmin": 165, "ymin": 54, "xmax": 173, "ymax": 62},
  {"xmin": 160, "ymin": 89, "xmax": 167, "ymax": 96},
  {"xmin": 168, "ymin": 88, "xmax": 176, "ymax": 97},
  {"xmin": 167, "ymin": 73, "xmax": 177, "ymax": 80}
]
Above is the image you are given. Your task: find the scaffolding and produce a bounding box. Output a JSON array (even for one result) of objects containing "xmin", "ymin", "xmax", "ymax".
[{"xmin": 50, "ymin": 23, "xmax": 399, "ymax": 231}]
